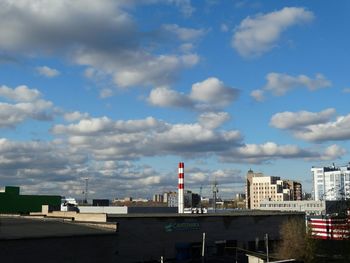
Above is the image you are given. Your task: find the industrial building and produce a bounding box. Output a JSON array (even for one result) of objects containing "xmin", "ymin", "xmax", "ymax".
[
  {"xmin": 1, "ymin": 206, "xmax": 305, "ymax": 262},
  {"xmin": 258, "ymin": 200, "xmax": 326, "ymax": 215},
  {"xmin": 311, "ymin": 163, "xmax": 350, "ymax": 201},
  {"xmin": 0, "ymin": 186, "xmax": 61, "ymax": 214}
]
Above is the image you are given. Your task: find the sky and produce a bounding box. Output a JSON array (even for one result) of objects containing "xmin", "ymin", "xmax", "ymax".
[{"xmin": 0, "ymin": 0, "xmax": 350, "ymax": 200}]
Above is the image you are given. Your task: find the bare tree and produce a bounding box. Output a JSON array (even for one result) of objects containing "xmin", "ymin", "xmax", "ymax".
[{"xmin": 277, "ymin": 217, "xmax": 316, "ymax": 263}]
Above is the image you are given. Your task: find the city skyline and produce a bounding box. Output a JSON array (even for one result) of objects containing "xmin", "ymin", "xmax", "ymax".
[{"xmin": 0, "ymin": 1, "xmax": 349, "ymax": 199}]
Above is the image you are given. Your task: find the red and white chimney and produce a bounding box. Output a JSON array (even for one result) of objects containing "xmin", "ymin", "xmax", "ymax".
[{"xmin": 178, "ymin": 162, "xmax": 184, "ymax": 214}]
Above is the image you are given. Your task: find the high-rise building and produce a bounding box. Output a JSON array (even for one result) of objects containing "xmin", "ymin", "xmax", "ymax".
[
  {"xmin": 166, "ymin": 192, "xmax": 178, "ymax": 207},
  {"xmin": 245, "ymin": 169, "xmax": 263, "ymax": 208},
  {"xmin": 284, "ymin": 180, "xmax": 303, "ymax": 201},
  {"xmin": 311, "ymin": 163, "xmax": 350, "ymax": 201},
  {"xmin": 246, "ymin": 170, "xmax": 302, "ymax": 209},
  {"xmin": 152, "ymin": 194, "xmax": 164, "ymax": 203}
]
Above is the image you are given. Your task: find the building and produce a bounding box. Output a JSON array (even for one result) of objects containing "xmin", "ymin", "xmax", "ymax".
[
  {"xmin": 312, "ymin": 163, "xmax": 350, "ymax": 201},
  {"xmin": 259, "ymin": 200, "xmax": 326, "ymax": 215},
  {"xmin": 250, "ymin": 176, "xmax": 290, "ymax": 209},
  {"xmin": 246, "ymin": 170, "xmax": 303, "ymax": 209},
  {"xmin": 1, "ymin": 209, "xmax": 305, "ymax": 263},
  {"xmin": 0, "ymin": 186, "xmax": 61, "ymax": 214},
  {"xmin": 284, "ymin": 180, "xmax": 302, "ymax": 201},
  {"xmin": 167, "ymin": 192, "xmax": 178, "ymax": 207},
  {"xmin": 246, "ymin": 169, "xmax": 264, "ymax": 208},
  {"xmin": 184, "ymin": 190, "xmax": 201, "ymax": 208},
  {"xmin": 153, "ymin": 194, "xmax": 164, "ymax": 203}
]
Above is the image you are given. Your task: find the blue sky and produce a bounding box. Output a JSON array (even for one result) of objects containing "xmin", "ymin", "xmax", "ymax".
[{"xmin": 0, "ymin": 0, "xmax": 349, "ymax": 200}]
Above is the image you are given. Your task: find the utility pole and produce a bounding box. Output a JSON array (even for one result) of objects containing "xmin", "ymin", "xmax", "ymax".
[
  {"xmin": 265, "ymin": 233, "xmax": 269, "ymax": 263},
  {"xmin": 212, "ymin": 180, "xmax": 218, "ymax": 212},
  {"xmin": 201, "ymin": 232, "xmax": 206, "ymax": 262},
  {"xmin": 83, "ymin": 177, "xmax": 89, "ymax": 204}
]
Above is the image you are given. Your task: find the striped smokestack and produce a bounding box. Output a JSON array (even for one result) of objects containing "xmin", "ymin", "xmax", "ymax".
[{"xmin": 178, "ymin": 162, "xmax": 184, "ymax": 214}]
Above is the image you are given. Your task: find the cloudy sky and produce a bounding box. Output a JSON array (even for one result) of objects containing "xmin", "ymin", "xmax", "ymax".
[{"xmin": 0, "ymin": 0, "xmax": 349, "ymax": 200}]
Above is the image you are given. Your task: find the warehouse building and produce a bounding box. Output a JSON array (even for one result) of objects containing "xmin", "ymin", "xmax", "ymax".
[{"xmin": 0, "ymin": 186, "xmax": 61, "ymax": 214}]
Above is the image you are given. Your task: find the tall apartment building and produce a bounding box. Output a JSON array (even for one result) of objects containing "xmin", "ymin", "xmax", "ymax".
[
  {"xmin": 245, "ymin": 169, "xmax": 263, "ymax": 208},
  {"xmin": 312, "ymin": 163, "xmax": 350, "ymax": 201},
  {"xmin": 246, "ymin": 170, "xmax": 302, "ymax": 209},
  {"xmin": 284, "ymin": 180, "xmax": 302, "ymax": 201}
]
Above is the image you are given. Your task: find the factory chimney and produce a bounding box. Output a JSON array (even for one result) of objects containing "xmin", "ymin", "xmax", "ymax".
[{"xmin": 178, "ymin": 162, "xmax": 184, "ymax": 214}]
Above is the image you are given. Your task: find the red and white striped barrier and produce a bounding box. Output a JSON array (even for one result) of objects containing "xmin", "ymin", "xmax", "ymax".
[{"xmin": 308, "ymin": 216, "xmax": 350, "ymax": 240}]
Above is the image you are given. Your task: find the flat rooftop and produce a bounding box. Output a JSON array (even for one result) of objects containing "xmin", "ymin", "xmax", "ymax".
[
  {"xmin": 0, "ymin": 215, "xmax": 116, "ymax": 240},
  {"xmin": 107, "ymin": 210, "xmax": 305, "ymax": 218}
]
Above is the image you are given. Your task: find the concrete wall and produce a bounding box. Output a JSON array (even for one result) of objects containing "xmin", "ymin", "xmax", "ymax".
[
  {"xmin": 79, "ymin": 206, "xmax": 128, "ymax": 214},
  {"xmin": 46, "ymin": 211, "xmax": 107, "ymax": 222},
  {"xmin": 110, "ymin": 213, "xmax": 304, "ymax": 262}
]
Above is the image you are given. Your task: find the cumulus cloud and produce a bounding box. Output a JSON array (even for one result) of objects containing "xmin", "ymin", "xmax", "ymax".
[
  {"xmin": 0, "ymin": 138, "xmax": 85, "ymax": 185},
  {"xmin": 0, "ymin": 85, "xmax": 40, "ymax": 102},
  {"xmin": 0, "ymin": 0, "xmax": 199, "ymax": 90},
  {"xmin": 270, "ymin": 108, "xmax": 336, "ymax": 129},
  {"xmin": 161, "ymin": 24, "xmax": 206, "ymax": 41},
  {"xmin": 250, "ymin": 89, "xmax": 265, "ymax": 102},
  {"xmin": 148, "ymin": 77, "xmax": 239, "ymax": 110},
  {"xmin": 293, "ymin": 113, "xmax": 350, "ymax": 142},
  {"xmin": 270, "ymin": 109, "xmax": 350, "ymax": 142},
  {"xmin": 251, "ymin": 72, "xmax": 331, "ymax": 101},
  {"xmin": 36, "ymin": 66, "xmax": 60, "ymax": 78},
  {"xmin": 147, "ymin": 86, "xmax": 193, "ymax": 108},
  {"xmin": 221, "ymin": 142, "xmax": 346, "ymax": 163},
  {"xmin": 0, "ymin": 85, "xmax": 55, "ymax": 128},
  {"xmin": 232, "ymin": 7, "xmax": 314, "ymax": 57},
  {"xmin": 64, "ymin": 111, "xmax": 90, "ymax": 122},
  {"xmin": 190, "ymin": 78, "xmax": 240, "ymax": 108},
  {"xmin": 198, "ymin": 112, "xmax": 230, "ymax": 129},
  {"xmin": 264, "ymin": 73, "xmax": 331, "ymax": 96},
  {"xmin": 52, "ymin": 116, "xmax": 242, "ymax": 160},
  {"xmin": 0, "ymin": 137, "xmax": 170, "ymax": 198}
]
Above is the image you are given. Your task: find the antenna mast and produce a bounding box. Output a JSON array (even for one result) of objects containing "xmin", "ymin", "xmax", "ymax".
[
  {"xmin": 83, "ymin": 177, "xmax": 89, "ymax": 204},
  {"xmin": 212, "ymin": 179, "xmax": 218, "ymax": 212}
]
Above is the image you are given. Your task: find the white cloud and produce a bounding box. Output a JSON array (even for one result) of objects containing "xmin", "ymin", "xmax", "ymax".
[
  {"xmin": 36, "ymin": 66, "xmax": 60, "ymax": 78},
  {"xmin": 162, "ymin": 24, "xmax": 206, "ymax": 41},
  {"xmin": 250, "ymin": 89, "xmax": 265, "ymax": 102},
  {"xmin": 190, "ymin": 77, "xmax": 240, "ymax": 109},
  {"xmin": 64, "ymin": 111, "xmax": 90, "ymax": 122},
  {"xmin": 0, "ymin": 85, "xmax": 55, "ymax": 128},
  {"xmin": 0, "ymin": 0, "xmax": 199, "ymax": 91},
  {"xmin": 232, "ymin": 7, "xmax": 314, "ymax": 57},
  {"xmin": 270, "ymin": 108, "xmax": 336, "ymax": 129},
  {"xmin": 0, "ymin": 85, "xmax": 40, "ymax": 102},
  {"xmin": 52, "ymin": 116, "xmax": 242, "ymax": 160},
  {"xmin": 320, "ymin": 145, "xmax": 346, "ymax": 161},
  {"xmin": 147, "ymin": 77, "xmax": 239, "ymax": 110},
  {"xmin": 198, "ymin": 112, "xmax": 230, "ymax": 129},
  {"xmin": 293, "ymin": 114, "xmax": 350, "ymax": 142},
  {"xmin": 251, "ymin": 72, "xmax": 331, "ymax": 101},
  {"xmin": 270, "ymin": 109, "xmax": 350, "ymax": 142},
  {"xmin": 148, "ymin": 87, "xmax": 193, "ymax": 108},
  {"xmin": 264, "ymin": 73, "xmax": 331, "ymax": 96},
  {"xmin": 221, "ymin": 142, "xmax": 346, "ymax": 164}
]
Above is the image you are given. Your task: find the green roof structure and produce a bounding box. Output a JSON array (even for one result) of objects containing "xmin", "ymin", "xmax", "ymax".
[{"xmin": 0, "ymin": 186, "xmax": 61, "ymax": 214}]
